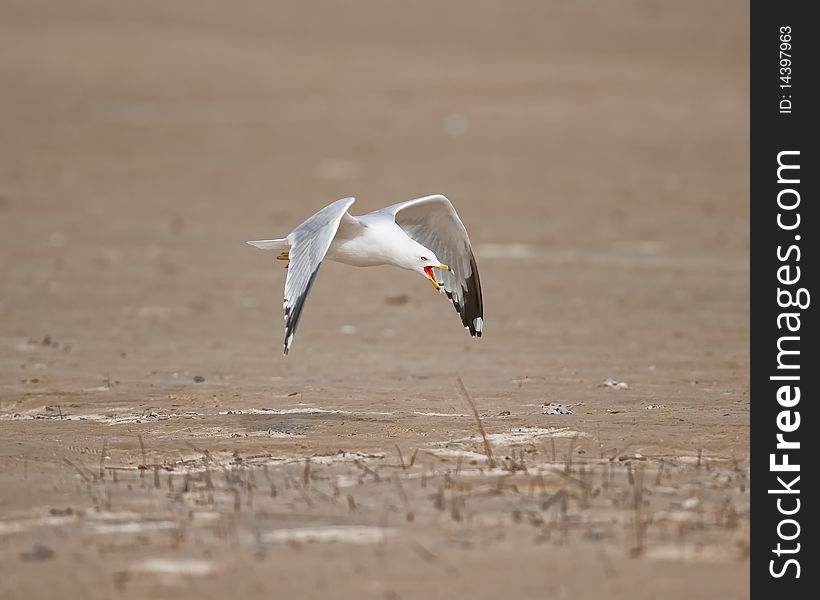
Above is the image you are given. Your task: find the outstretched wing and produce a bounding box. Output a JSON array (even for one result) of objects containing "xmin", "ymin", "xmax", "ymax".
[
  {"xmin": 282, "ymin": 197, "xmax": 356, "ymax": 354},
  {"xmin": 381, "ymin": 194, "xmax": 483, "ymax": 337}
]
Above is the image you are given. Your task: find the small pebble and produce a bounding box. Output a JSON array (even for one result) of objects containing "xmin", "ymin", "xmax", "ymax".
[
  {"xmin": 20, "ymin": 544, "xmax": 54, "ymax": 562},
  {"xmin": 385, "ymin": 294, "xmax": 410, "ymax": 306},
  {"xmin": 601, "ymin": 378, "xmax": 630, "ymax": 390},
  {"xmin": 193, "ymin": 375, "xmax": 205, "ymax": 383}
]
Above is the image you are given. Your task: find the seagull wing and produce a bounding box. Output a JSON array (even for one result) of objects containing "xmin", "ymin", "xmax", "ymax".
[
  {"xmin": 282, "ymin": 197, "xmax": 356, "ymax": 354},
  {"xmin": 381, "ymin": 194, "xmax": 483, "ymax": 337}
]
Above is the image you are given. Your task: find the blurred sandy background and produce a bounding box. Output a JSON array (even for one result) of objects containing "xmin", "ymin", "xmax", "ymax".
[{"xmin": 1, "ymin": 1, "xmax": 748, "ymax": 598}]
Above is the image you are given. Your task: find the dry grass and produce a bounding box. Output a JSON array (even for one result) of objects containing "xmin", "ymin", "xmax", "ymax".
[{"xmin": 456, "ymin": 377, "xmax": 496, "ymax": 468}]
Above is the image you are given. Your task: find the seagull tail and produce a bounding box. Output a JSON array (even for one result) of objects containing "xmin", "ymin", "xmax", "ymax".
[{"xmin": 246, "ymin": 238, "xmax": 289, "ymax": 251}]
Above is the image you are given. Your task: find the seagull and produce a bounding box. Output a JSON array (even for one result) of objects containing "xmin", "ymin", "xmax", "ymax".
[{"xmin": 248, "ymin": 194, "xmax": 483, "ymax": 354}]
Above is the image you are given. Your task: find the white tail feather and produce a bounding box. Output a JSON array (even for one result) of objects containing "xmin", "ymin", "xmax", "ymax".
[{"xmin": 247, "ymin": 238, "xmax": 289, "ymax": 251}]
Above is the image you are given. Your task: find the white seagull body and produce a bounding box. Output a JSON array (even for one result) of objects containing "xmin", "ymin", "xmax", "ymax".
[{"xmin": 248, "ymin": 194, "xmax": 483, "ymax": 354}]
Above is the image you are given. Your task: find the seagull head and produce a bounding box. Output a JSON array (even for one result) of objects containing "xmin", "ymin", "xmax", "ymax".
[
  {"xmin": 393, "ymin": 238, "xmax": 450, "ymax": 289},
  {"xmin": 417, "ymin": 254, "xmax": 450, "ymax": 290}
]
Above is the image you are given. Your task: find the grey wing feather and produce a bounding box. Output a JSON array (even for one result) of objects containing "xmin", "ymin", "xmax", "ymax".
[
  {"xmin": 283, "ymin": 197, "xmax": 356, "ymax": 354},
  {"xmin": 382, "ymin": 194, "xmax": 483, "ymax": 337}
]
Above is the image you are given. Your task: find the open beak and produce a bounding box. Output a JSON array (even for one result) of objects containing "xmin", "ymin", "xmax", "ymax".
[{"xmin": 423, "ymin": 264, "xmax": 450, "ymax": 290}]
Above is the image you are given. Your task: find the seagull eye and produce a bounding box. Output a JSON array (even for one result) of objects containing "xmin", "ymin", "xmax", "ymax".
[{"xmin": 421, "ymin": 256, "xmax": 429, "ymax": 261}]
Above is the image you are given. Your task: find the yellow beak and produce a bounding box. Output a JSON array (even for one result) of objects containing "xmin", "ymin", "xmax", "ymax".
[{"xmin": 424, "ymin": 264, "xmax": 450, "ymax": 290}]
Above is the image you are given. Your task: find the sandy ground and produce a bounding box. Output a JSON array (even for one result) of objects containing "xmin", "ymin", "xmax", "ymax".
[{"xmin": 0, "ymin": 1, "xmax": 749, "ymax": 598}]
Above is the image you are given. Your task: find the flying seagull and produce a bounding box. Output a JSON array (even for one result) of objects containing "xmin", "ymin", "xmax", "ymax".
[{"xmin": 248, "ymin": 194, "xmax": 483, "ymax": 354}]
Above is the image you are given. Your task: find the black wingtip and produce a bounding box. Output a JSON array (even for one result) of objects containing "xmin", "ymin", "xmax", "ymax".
[
  {"xmin": 443, "ymin": 253, "xmax": 483, "ymax": 339},
  {"xmin": 281, "ymin": 267, "xmax": 321, "ymax": 357}
]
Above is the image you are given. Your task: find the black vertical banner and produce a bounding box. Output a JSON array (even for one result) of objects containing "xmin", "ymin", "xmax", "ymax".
[{"xmin": 751, "ymin": 2, "xmax": 817, "ymax": 597}]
